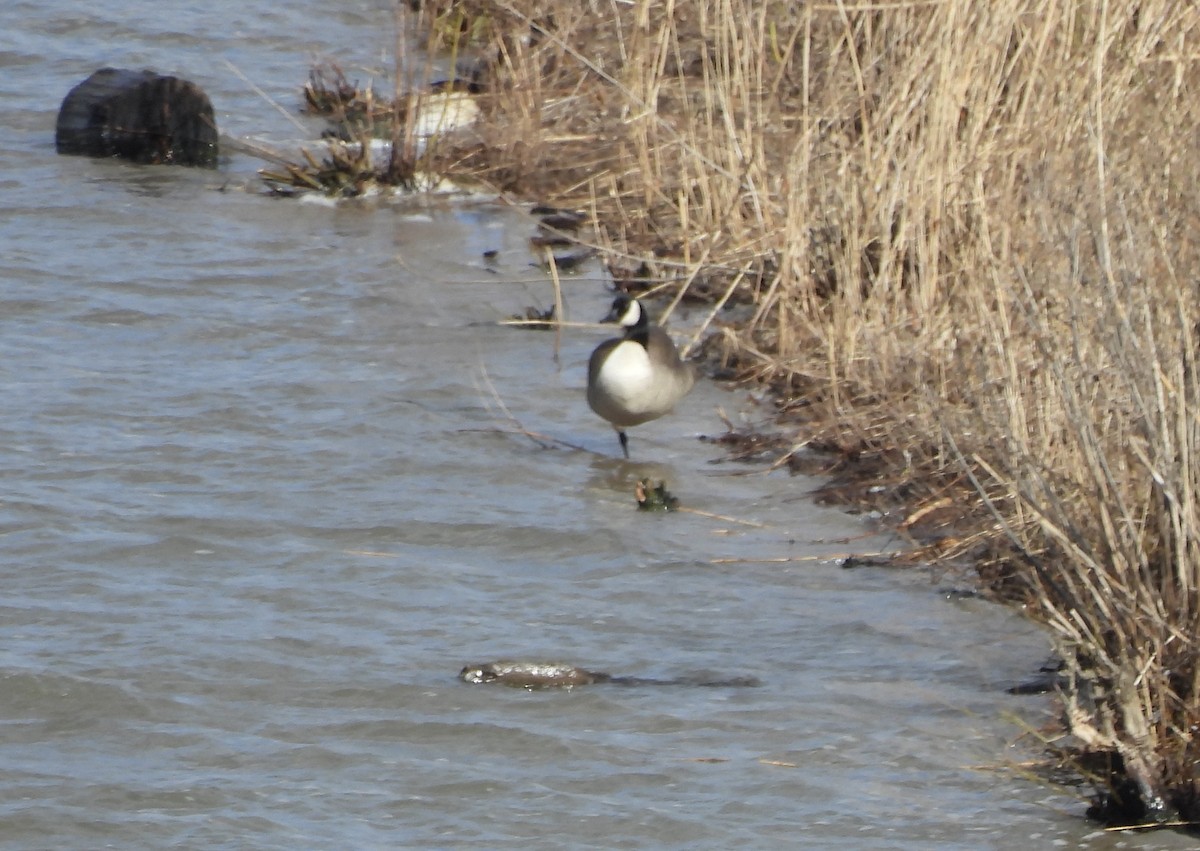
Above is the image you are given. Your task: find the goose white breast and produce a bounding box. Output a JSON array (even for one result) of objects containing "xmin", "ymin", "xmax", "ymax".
[{"xmin": 586, "ymin": 296, "xmax": 694, "ymax": 457}]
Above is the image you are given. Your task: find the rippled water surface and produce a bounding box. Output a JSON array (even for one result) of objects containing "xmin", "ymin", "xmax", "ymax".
[{"xmin": 4, "ymin": 3, "xmax": 1198, "ymax": 849}]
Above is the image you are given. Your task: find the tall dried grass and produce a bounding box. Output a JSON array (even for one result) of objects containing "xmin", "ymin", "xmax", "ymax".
[{"xmin": 417, "ymin": 0, "xmax": 1200, "ymax": 820}]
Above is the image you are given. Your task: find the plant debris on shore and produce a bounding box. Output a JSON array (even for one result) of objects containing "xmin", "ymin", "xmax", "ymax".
[
  {"xmin": 635, "ymin": 479, "xmax": 678, "ymax": 512},
  {"xmin": 260, "ymin": 47, "xmax": 482, "ymax": 196},
  {"xmin": 289, "ymin": 0, "xmax": 1200, "ymax": 830}
]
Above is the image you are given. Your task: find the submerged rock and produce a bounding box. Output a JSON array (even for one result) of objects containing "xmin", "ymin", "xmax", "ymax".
[
  {"xmin": 56, "ymin": 68, "xmax": 218, "ymax": 167},
  {"xmin": 459, "ymin": 660, "xmax": 761, "ymax": 690},
  {"xmin": 460, "ymin": 661, "xmax": 610, "ymax": 689}
]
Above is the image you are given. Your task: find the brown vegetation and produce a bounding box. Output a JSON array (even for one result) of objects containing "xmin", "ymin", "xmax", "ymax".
[
  {"xmin": 261, "ymin": 45, "xmax": 478, "ymax": 195},
  {"xmin": 307, "ymin": 0, "xmax": 1200, "ymax": 827}
]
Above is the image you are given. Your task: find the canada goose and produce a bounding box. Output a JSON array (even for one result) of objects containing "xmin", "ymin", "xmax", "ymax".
[{"xmin": 587, "ymin": 295, "xmax": 695, "ymax": 458}]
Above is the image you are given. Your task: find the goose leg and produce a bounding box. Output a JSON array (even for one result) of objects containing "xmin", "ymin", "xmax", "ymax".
[{"xmin": 618, "ymin": 430, "xmax": 630, "ymax": 458}]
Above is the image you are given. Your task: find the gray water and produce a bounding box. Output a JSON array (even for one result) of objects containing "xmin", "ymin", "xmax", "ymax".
[{"xmin": 2, "ymin": 3, "xmax": 1195, "ymax": 849}]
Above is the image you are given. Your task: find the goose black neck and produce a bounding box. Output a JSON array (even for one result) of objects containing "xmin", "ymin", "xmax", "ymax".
[
  {"xmin": 625, "ymin": 327, "xmax": 651, "ymax": 347},
  {"xmin": 624, "ymin": 306, "xmax": 649, "ymax": 337}
]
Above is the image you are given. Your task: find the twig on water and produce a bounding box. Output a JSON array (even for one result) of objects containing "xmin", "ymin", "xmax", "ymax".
[
  {"xmin": 675, "ymin": 506, "xmax": 767, "ymax": 528},
  {"xmin": 1103, "ymin": 821, "xmax": 1200, "ymax": 833},
  {"xmin": 475, "ymin": 364, "xmax": 554, "ymax": 450},
  {"xmin": 542, "ymin": 247, "xmax": 566, "ymax": 366},
  {"xmin": 472, "ymin": 363, "xmax": 592, "ymax": 453},
  {"xmin": 709, "ymin": 550, "xmax": 896, "ymax": 566},
  {"xmin": 497, "ymin": 318, "xmax": 604, "ymax": 330},
  {"xmin": 681, "ymin": 267, "xmax": 748, "ymax": 359},
  {"xmin": 223, "ymin": 59, "xmax": 310, "ymax": 135},
  {"xmin": 458, "ymin": 426, "xmax": 592, "ymax": 453}
]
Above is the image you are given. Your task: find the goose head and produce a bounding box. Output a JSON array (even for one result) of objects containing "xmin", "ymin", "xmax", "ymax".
[{"xmin": 602, "ymin": 295, "xmax": 647, "ymax": 332}]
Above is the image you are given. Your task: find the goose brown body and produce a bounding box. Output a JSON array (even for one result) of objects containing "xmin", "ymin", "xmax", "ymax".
[{"xmin": 587, "ymin": 296, "xmax": 694, "ymax": 457}]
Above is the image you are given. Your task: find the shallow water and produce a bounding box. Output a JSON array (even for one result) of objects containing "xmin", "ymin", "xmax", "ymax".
[{"xmin": 2, "ymin": 3, "xmax": 1197, "ymax": 849}]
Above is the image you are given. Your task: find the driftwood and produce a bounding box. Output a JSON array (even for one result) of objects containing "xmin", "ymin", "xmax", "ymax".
[{"xmin": 55, "ymin": 68, "xmax": 218, "ymax": 167}]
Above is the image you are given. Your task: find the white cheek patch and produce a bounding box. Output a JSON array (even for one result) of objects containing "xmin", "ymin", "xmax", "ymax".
[{"xmin": 619, "ymin": 300, "xmax": 642, "ymax": 328}]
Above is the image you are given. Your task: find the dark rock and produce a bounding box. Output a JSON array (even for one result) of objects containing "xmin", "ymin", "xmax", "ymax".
[{"xmin": 56, "ymin": 68, "xmax": 218, "ymax": 167}]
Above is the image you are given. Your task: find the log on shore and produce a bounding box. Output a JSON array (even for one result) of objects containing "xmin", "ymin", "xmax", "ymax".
[{"xmin": 56, "ymin": 68, "xmax": 218, "ymax": 167}]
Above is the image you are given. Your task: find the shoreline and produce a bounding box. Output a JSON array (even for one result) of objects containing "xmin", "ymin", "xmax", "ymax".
[{"xmin": 280, "ymin": 0, "xmax": 1200, "ymax": 830}]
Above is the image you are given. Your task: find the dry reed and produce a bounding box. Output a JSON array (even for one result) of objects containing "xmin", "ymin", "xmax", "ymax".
[{"xmin": 402, "ymin": 0, "xmax": 1200, "ymax": 824}]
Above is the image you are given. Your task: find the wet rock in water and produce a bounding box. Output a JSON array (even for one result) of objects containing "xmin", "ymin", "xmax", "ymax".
[
  {"xmin": 459, "ymin": 660, "xmax": 762, "ymax": 690},
  {"xmin": 1006, "ymin": 656, "xmax": 1066, "ymax": 695},
  {"xmin": 509, "ymin": 304, "xmax": 556, "ymax": 330},
  {"xmin": 460, "ymin": 661, "xmax": 610, "ymax": 689},
  {"xmin": 531, "ymin": 205, "xmax": 587, "ymax": 231},
  {"xmin": 529, "ymin": 206, "xmax": 594, "ymax": 271},
  {"xmin": 56, "ymin": 68, "xmax": 218, "ymax": 167},
  {"xmin": 538, "ymin": 245, "xmax": 597, "ymax": 272}
]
